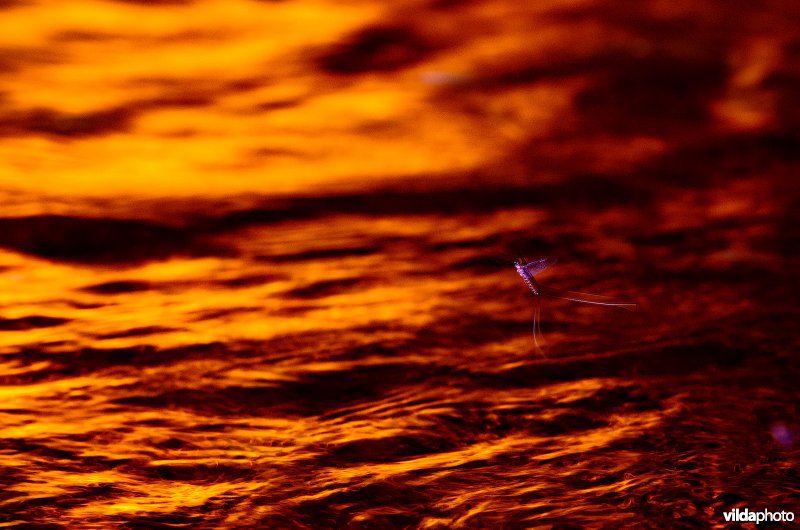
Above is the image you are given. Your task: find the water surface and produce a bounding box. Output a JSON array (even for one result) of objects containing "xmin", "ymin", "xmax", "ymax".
[{"xmin": 0, "ymin": 0, "xmax": 798, "ymax": 527}]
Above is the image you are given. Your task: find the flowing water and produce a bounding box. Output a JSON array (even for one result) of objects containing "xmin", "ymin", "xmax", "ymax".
[{"xmin": 0, "ymin": 0, "xmax": 798, "ymax": 527}]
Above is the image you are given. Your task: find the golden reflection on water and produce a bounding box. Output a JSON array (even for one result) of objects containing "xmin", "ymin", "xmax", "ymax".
[
  {"xmin": 0, "ymin": 0, "xmax": 517, "ymax": 202},
  {"xmin": 0, "ymin": 0, "xmax": 798, "ymax": 526}
]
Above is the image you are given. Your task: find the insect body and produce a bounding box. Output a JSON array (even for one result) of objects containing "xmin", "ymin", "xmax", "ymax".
[
  {"xmin": 513, "ymin": 257, "xmax": 557, "ymax": 295},
  {"xmin": 513, "ymin": 257, "xmax": 635, "ymax": 354}
]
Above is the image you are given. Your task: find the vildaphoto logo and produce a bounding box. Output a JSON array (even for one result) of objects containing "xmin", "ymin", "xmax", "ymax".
[{"xmin": 723, "ymin": 508, "xmax": 795, "ymax": 525}]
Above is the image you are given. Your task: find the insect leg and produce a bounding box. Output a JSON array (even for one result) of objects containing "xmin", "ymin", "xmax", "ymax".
[{"xmin": 532, "ymin": 294, "xmax": 546, "ymax": 357}]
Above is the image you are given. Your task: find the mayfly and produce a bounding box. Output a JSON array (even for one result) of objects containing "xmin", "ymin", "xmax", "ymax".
[{"xmin": 513, "ymin": 257, "xmax": 635, "ymax": 354}]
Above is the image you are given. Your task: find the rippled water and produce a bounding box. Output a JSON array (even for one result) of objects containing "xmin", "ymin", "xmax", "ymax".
[{"xmin": 1, "ymin": 0, "xmax": 798, "ymax": 527}]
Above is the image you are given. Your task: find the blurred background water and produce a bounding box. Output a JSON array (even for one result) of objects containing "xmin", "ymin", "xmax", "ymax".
[{"xmin": 0, "ymin": 0, "xmax": 797, "ymax": 527}]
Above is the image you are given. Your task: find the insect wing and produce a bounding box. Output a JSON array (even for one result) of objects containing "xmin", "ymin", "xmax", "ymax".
[{"xmin": 523, "ymin": 257, "xmax": 558, "ymax": 276}]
